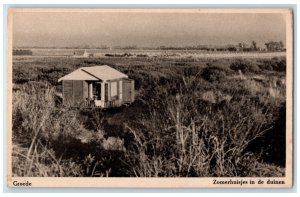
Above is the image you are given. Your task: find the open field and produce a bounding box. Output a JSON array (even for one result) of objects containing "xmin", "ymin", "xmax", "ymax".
[
  {"xmin": 12, "ymin": 52, "xmax": 286, "ymax": 177},
  {"xmin": 14, "ymin": 48, "xmax": 286, "ymax": 59}
]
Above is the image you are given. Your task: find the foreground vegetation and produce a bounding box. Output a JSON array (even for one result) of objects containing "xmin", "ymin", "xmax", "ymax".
[{"xmin": 12, "ymin": 55, "xmax": 286, "ymax": 177}]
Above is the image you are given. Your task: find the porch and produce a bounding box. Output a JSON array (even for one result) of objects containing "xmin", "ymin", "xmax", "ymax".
[
  {"xmin": 85, "ymin": 80, "xmax": 123, "ymax": 108},
  {"xmin": 83, "ymin": 99, "xmax": 123, "ymax": 108}
]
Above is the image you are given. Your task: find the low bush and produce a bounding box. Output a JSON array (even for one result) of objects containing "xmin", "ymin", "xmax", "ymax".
[
  {"xmin": 230, "ymin": 59, "xmax": 260, "ymax": 74},
  {"xmin": 258, "ymin": 57, "xmax": 286, "ymax": 72},
  {"xmin": 201, "ymin": 66, "xmax": 227, "ymax": 82},
  {"xmin": 201, "ymin": 61, "xmax": 238, "ymax": 83},
  {"xmin": 13, "ymin": 49, "xmax": 33, "ymax": 56}
]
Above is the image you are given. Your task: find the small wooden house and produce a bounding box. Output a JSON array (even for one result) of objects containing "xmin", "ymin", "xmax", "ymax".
[
  {"xmin": 73, "ymin": 50, "xmax": 89, "ymax": 58},
  {"xmin": 58, "ymin": 65, "xmax": 134, "ymax": 108}
]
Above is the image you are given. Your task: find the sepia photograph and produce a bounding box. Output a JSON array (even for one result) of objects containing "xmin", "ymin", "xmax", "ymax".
[{"xmin": 6, "ymin": 8, "xmax": 293, "ymax": 188}]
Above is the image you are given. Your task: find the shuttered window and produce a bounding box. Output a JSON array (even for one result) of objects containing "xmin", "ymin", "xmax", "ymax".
[
  {"xmin": 63, "ymin": 80, "xmax": 73, "ymax": 105},
  {"xmin": 111, "ymin": 81, "xmax": 117, "ymax": 97}
]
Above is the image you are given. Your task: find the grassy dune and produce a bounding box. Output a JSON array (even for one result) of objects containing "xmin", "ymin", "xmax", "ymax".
[{"xmin": 12, "ymin": 55, "xmax": 286, "ymax": 177}]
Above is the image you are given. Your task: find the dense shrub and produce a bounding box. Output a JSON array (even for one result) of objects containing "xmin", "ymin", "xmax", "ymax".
[
  {"xmin": 201, "ymin": 61, "xmax": 237, "ymax": 83},
  {"xmin": 201, "ymin": 66, "xmax": 227, "ymax": 82},
  {"xmin": 207, "ymin": 61, "xmax": 235, "ymax": 74},
  {"xmin": 230, "ymin": 59, "xmax": 260, "ymax": 74},
  {"xmin": 258, "ymin": 57, "xmax": 286, "ymax": 72},
  {"xmin": 13, "ymin": 49, "xmax": 33, "ymax": 56},
  {"xmin": 13, "ymin": 67, "xmax": 38, "ymax": 84}
]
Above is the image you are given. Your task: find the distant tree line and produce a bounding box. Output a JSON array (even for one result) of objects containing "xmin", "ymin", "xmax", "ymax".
[
  {"xmin": 156, "ymin": 40, "xmax": 285, "ymax": 52},
  {"xmin": 265, "ymin": 41, "xmax": 285, "ymax": 52},
  {"xmin": 13, "ymin": 49, "xmax": 33, "ymax": 56}
]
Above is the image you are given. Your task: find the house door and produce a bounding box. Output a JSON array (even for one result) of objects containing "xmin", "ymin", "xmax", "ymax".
[{"xmin": 93, "ymin": 83, "xmax": 101, "ymax": 100}]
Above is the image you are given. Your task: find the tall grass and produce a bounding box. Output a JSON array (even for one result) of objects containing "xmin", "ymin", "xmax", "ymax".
[
  {"xmin": 12, "ymin": 84, "xmax": 127, "ymax": 177},
  {"xmin": 124, "ymin": 77, "xmax": 279, "ymax": 177},
  {"xmin": 12, "ymin": 85, "xmax": 96, "ymax": 177}
]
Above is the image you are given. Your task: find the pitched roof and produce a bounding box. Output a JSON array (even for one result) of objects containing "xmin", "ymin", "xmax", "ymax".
[
  {"xmin": 58, "ymin": 65, "xmax": 128, "ymax": 82},
  {"xmin": 58, "ymin": 68, "xmax": 98, "ymax": 82}
]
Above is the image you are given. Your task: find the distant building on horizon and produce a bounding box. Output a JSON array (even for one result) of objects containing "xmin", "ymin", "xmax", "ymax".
[{"xmin": 73, "ymin": 49, "xmax": 89, "ymax": 58}]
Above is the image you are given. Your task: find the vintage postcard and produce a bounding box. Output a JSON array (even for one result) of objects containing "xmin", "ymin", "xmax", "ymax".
[{"xmin": 6, "ymin": 8, "xmax": 293, "ymax": 188}]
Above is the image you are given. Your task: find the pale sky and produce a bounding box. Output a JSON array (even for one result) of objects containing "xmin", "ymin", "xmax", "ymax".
[{"xmin": 12, "ymin": 11, "xmax": 287, "ymax": 47}]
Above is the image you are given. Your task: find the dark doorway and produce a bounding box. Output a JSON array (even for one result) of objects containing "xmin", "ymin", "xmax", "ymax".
[{"xmin": 93, "ymin": 83, "xmax": 102, "ymax": 100}]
